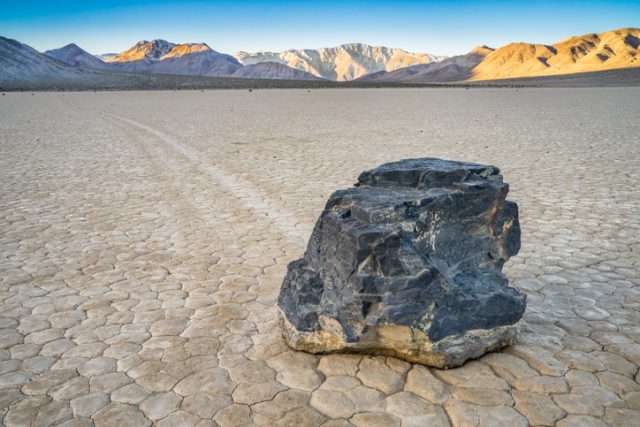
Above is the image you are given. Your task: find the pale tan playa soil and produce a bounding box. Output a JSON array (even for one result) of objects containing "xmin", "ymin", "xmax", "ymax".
[{"xmin": 1, "ymin": 88, "xmax": 639, "ymax": 426}]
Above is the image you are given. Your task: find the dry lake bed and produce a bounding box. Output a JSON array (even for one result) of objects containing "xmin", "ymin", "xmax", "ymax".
[{"xmin": 1, "ymin": 88, "xmax": 639, "ymax": 426}]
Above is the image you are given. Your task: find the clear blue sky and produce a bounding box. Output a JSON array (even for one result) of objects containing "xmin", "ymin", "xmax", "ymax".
[{"xmin": 1, "ymin": 1, "xmax": 638, "ymax": 56}]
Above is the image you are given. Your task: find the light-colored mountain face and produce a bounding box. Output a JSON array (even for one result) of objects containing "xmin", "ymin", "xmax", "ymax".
[
  {"xmin": 161, "ymin": 43, "xmax": 211, "ymax": 59},
  {"xmin": 0, "ymin": 36, "xmax": 89, "ymax": 82},
  {"xmin": 471, "ymin": 28, "xmax": 640, "ymax": 80},
  {"xmin": 105, "ymin": 39, "xmax": 176, "ymax": 63},
  {"xmin": 45, "ymin": 44, "xmax": 111, "ymax": 70},
  {"xmin": 235, "ymin": 43, "xmax": 445, "ymax": 81}
]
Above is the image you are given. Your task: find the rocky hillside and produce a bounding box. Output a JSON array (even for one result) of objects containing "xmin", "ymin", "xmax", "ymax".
[
  {"xmin": 363, "ymin": 28, "xmax": 640, "ymax": 83},
  {"xmin": 472, "ymin": 27, "xmax": 640, "ymax": 80},
  {"xmin": 102, "ymin": 41, "xmax": 241, "ymax": 76},
  {"xmin": 0, "ymin": 36, "xmax": 90, "ymax": 82},
  {"xmin": 45, "ymin": 43, "xmax": 112, "ymax": 70},
  {"xmin": 105, "ymin": 39, "xmax": 176, "ymax": 63}
]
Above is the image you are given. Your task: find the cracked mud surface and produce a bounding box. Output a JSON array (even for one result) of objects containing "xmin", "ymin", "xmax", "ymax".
[{"xmin": 1, "ymin": 88, "xmax": 639, "ymax": 426}]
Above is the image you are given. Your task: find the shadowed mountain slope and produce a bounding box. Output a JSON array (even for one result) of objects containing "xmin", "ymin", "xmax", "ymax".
[
  {"xmin": 0, "ymin": 36, "xmax": 90, "ymax": 82},
  {"xmin": 230, "ymin": 62, "xmax": 321, "ymax": 80},
  {"xmin": 359, "ymin": 46, "xmax": 493, "ymax": 83},
  {"xmin": 45, "ymin": 43, "xmax": 112, "ymax": 70}
]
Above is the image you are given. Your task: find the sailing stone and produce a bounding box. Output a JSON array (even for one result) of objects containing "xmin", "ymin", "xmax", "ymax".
[{"xmin": 278, "ymin": 158, "xmax": 526, "ymax": 368}]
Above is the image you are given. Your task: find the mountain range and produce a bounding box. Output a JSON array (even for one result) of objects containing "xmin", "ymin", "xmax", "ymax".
[
  {"xmin": 105, "ymin": 40, "xmax": 244, "ymax": 77},
  {"xmin": 235, "ymin": 44, "xmax": 444, "ymax": 81},
  {"xmin": 1, "ymin": 27, "xmax": 639, "ymax": 85},
  {"xmin": 361, "ymin": 28, "xmax": 640, "ymax": 83},
  {"xmin": 0, "ymin": 37, "xmax": 86, "ymax": 82}
]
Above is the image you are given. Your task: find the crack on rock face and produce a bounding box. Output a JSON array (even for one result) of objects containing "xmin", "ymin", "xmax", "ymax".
[{"xmin": 277, "ymin": 157, "xmax": 526, "ymax": 368}]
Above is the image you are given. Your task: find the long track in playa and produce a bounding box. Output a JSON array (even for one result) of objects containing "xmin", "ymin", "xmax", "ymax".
[{"xmin": 1, "ymin": 88, "xmax": 639, "ymax": 426}]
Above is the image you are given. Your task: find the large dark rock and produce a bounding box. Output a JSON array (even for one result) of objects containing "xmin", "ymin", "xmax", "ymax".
[{"xmin": 278, "ymin": 158, "xmax": 526, "ymax": 368}]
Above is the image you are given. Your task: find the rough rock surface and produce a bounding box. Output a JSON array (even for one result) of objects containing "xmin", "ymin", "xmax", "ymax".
[{"xmin": 278, "ymin": 158, "xmax": 526, "ymax": 367}]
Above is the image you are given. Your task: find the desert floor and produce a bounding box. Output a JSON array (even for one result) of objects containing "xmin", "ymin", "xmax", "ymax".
[{"xmin": 1, "ymin": 88, "xmax": 639, "ymax": 426}]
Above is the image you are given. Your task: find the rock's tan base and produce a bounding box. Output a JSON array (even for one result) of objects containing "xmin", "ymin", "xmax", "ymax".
[{"xmin": 279, "ymin": 309, "xmax": 518, "ymax": 368}]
